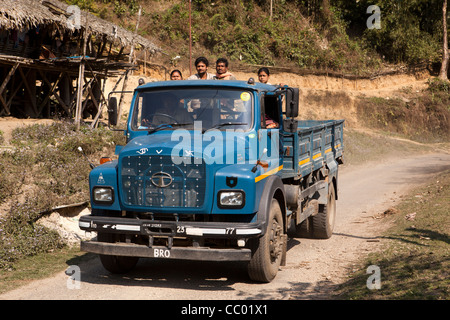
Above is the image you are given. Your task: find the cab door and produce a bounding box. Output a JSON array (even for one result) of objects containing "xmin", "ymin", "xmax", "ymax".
[{"xmin": 258, "ymin": 94, "xmax": 282, "ymax": 171}]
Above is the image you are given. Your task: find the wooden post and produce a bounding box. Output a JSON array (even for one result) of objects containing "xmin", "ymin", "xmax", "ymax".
[
  {"xmin": 189, "ymin": 0, "xmax": 192, "ymax": 75},
  {"xmin": 18, "ymin": 67, "xmax": 38, "ymax": 117},
  {"xmin": 59, "ymin": 73, "xmax": 71, "ymax": 113},
  {"xmin": 117, "ymin": 68, "xmax": 130, "ymax": 126},
  {"xmin": 91, "ymin": 69, "xmax": 108, "ymax": 129},
  {"xmin": 129, "ymin": 6, "xmax": 142, "ymax": 75},
  {"xmin": 112, "ymin": 6, "xmax": 142, "ymax": 126},
  {"xmin": 270, "ymin": 0, "xmax": 273, "ymax": 20},
  {"xmin": 439, "ymin": 0, "xmax": 449, "ymax": 80},
  {"xmin": 144, "ymin": 50, "xmax": 147, "ymax": 75},
  {"xmin": 0, "ymin": 63, "xmax": 19, "ymax": 116},
  {"xmin": 75, "ymin": 14, "xmax": 88, "ymax": 130}
]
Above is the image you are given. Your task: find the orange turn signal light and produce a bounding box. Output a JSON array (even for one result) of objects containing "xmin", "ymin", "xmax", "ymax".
[
  {"xmin": 100, "ymin": 157, "xmax": 113, "ymax": 165},
  {"xmin": 257, "ymin": 160, "xmax": 269, "ymax": 171}
]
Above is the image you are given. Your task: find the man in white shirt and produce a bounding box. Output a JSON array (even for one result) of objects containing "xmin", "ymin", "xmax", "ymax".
[{"xmin": 187, "ymin": 57, "xmax": 215, "ymax": 80}]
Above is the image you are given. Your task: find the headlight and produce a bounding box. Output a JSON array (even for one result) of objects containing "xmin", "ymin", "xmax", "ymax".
[
  {"xmin": 93, "ymin": 187, "xmax": 114, "ymax": 204},
  {"xmin": 218, "ymin": 190, "xmax": 245, "ymax": 208}
]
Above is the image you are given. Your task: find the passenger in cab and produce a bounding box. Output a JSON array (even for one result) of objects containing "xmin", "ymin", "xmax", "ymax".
[
  {"xmin": 265, "ymin": 115, "xmax": 279, "ymax": 129},
  {"xmin": 258, "ymin": 67, "xmax": 278, "ymax": 128}
]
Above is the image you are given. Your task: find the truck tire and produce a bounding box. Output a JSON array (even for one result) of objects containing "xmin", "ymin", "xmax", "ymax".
[
  {"xmin": 311, "ymin": 183, "xmax": 336, "ymax": 239},
  {"xmin": 97, "ymin": 233, "xmax": 139, "ymax": 274},
  {"xmin": 247, "ymin": 199, "xmax": 284, "ymax": 282},
  {"xmin": 289, "ymin": 216, "xmax": 313, "ymax": 238}
]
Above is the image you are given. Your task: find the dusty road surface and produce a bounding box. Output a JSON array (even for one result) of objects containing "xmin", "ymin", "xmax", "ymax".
[{"xmin": 1, "ymin": 153, "xmax": 449, "ymax": 300}]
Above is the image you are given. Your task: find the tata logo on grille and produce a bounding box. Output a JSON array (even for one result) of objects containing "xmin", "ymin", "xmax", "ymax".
[
  {"xmin": 137, "ymin": 148, "xmax": 148, "ymax": 155},
  {"xmin": 151, "ymin": 172, "xmax": 173, "ymax": 188}
]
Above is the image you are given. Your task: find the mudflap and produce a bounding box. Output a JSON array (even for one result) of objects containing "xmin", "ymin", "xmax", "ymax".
[{"xmin": 280, "ymin": 234, "xmax": 287, "ymax": 266}]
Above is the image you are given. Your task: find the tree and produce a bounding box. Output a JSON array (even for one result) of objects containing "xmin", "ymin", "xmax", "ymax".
[{"xmin": 439, "ymin": 0, "xmax": 449, "ymax": 80}]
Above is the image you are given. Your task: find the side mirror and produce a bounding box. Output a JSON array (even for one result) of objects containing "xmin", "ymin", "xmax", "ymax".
[
  {"xmin": 285, "ymin": 87, "xmax": 299, "ymax": 118},
  {"xmin": 108, "ymin": 97, "xmax": 118, "ymax": 126}
]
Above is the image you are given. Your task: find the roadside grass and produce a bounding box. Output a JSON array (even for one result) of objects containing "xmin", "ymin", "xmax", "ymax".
[
  {"xmin": 334, "ymin": 170, "xmax": 450, "ymax": 300},
  {"xmin": 0, "ymin": 246, "xmax": 95, "ymax": 295},
  {"xmin": 354, "ymin": 83, "xmax": 450, "ymax": 144},
  {"xmin": 342, "ymin": 128, "xmax": 439, "ymax": 167}
]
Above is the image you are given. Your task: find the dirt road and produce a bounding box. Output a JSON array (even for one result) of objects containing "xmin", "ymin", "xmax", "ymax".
[{"xmin": 1, "ymin": 152, "xmax": 449, "ymax": 300}]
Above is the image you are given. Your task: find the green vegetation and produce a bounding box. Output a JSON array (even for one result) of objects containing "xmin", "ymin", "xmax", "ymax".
[
  {"xmin": 355, "ymin": 81, "xmax": 450, "ymax": 143},
  {"xmin": 333, "ymin": 0, "xmax": 444, "ymax": 66},
  {"xmin": 65, "ymin": 0, "xmax": 449, "ymax": 74},
  {"xmin": 146, "ymin": 0, "xmax": 382, "ymax": 73},
  {"xmin": 335, "ymin": 170, "xmax": 450, "ymax": 299},
  {"xmin": 0, "ymin": 122, "xmax": 124, "ymax": 271}
]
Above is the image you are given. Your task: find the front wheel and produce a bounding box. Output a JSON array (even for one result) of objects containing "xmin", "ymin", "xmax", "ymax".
[
  {"xmin": 97, "ymin": 233, "xmax": 139, "ymax": 274},
  {"xmin": 99, "ymin": 255, "xmax": 139, "ymax": 274},
  {"xmin": 247, "ymin": 199, "xmax": 285, "ymax": 282}
]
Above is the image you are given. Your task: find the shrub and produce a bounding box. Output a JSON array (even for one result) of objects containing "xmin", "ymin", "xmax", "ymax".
[
  {"xmin": 427, "ymin": 77, "xmax": 450, "ymax": 95},
  {"xmin": 0, "ymin": 121, "xmax": 124, "ymax": 270},
  {"xmin": 0, "ymin": 196, "xmax": 64, "ymax": 270}
]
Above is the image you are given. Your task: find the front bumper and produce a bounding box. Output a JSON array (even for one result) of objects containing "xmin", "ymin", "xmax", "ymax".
[
  {"xmin": 80, "ymin": 241, "xmax": 252, "ymax": 261},
  {"xmin": 79, "ymin": 215, "xmax": 264, "ymax": 238},
  {"xmin": 79, "ymin": 215, "xmax": 264, "ymax": 262}
]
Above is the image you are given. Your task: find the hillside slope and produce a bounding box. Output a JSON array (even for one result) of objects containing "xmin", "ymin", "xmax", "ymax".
[
  {"xmin": 66, "ymin": 0, "xmax": 447, "ymax": 76},
  {"xmin": 68, "ymin": 0, "xmax": 385, "ymax": 74}
]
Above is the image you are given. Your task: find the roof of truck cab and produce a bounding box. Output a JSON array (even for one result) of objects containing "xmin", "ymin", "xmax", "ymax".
[{"xmin": 136, "ymin": 80, "xmax": 278, "ymax": 92}]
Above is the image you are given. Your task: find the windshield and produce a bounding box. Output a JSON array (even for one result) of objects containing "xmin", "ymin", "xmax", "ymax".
[{"xmin": 131, "ymin": 88, "xmax": 253, "ymax": 132}]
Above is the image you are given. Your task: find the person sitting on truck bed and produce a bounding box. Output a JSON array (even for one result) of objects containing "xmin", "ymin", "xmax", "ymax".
[
  {"xmin": 215, "ymin": 58, "xmax": 237, "ymax": 80},
  {"xmin": 170, "ymin": 69, "xmax": 183, "ymax": 80},
  {"xmin": 187, "ymin": 57, "xmax": 215, "ymax": 80},
  {"xmin": 257, "ymin": 67, "xmax": 271, "ymax": 85}
]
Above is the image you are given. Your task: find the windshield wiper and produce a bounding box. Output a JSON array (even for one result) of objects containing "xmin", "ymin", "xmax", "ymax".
[
  {"xmin": 202, "ymin": 122, "xmax": 248, "ymax": 133},
  {"xmin": 147, "ymin": 123, "xmax": 192, "ymax": 134}
]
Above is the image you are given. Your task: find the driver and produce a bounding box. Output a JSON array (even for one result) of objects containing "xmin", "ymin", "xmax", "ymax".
[{"xmin": 143, "ymin": 94, "xmax": 193, "ymax": 126}]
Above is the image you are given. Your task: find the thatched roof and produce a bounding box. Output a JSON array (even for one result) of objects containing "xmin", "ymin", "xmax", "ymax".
[{"xmin": 0, "ymin": 0, "xmax": 160, "ymax": 54}]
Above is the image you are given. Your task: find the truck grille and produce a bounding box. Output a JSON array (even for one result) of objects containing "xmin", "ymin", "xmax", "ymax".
[{"xmin": 120, "ymin": 155, "xmax": 206, "ymax": 208}]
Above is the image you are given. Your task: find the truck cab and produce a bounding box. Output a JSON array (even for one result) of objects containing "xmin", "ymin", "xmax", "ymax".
[{"xmin": 79, "ymin": 79, "xmax": 344, "ymax": 282}]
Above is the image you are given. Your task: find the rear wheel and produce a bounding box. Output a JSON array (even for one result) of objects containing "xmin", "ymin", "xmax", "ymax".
[
  {"xmin": 311, "ymin": 183, "xmax": 336, "ymax": 239},
  {"xmin": 248, "ymin": 199, "xmax": 284, "ymax": 282},
  {"xmin": 290, "ymin": 216, "xmax": 313, "ymax": 238},
  {"xmin": 97, "ymin": 233, "xmax": 139, "ymax": 274}
]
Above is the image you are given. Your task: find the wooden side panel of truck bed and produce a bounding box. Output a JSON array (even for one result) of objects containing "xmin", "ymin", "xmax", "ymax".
[{"xmin": 281, "ymin": 120, "xmax": 344, "ymax": 179}]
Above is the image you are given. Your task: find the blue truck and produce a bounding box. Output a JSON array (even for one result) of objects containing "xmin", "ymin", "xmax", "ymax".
[{"xmin": 79, "ymin": 78, "xmax": 344, "ymax": 282}]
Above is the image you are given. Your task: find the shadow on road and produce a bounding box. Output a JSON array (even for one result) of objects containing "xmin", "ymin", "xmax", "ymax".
[
  {"xmin": 76, "ymin": 257, "xmax": 253, "ymax": 291},
  {"xmin": 385, "ymin": 161, "xmax": 450, "ymax": 186},
  {"xmin": 73, "ymin": 237, "xmax": 305, "ymax": 292}
]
